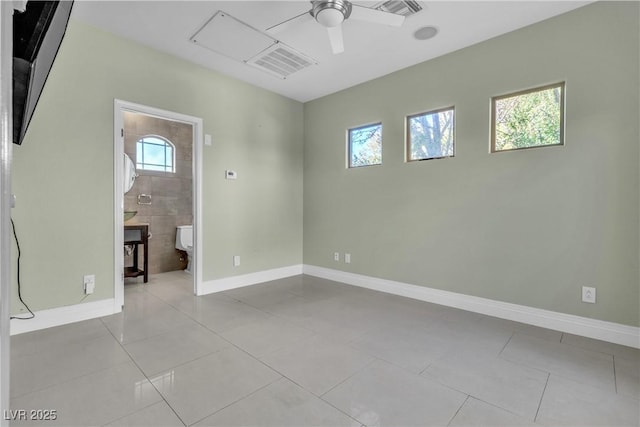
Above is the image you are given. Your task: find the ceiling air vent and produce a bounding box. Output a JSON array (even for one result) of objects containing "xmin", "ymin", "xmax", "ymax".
[
  {"xmin": 376, "ymin": 1, "xmax": 423, "ymax": 16},
  {"xmin": 246, "ymin": 43, "xmax": 317, "ymax": 79}
]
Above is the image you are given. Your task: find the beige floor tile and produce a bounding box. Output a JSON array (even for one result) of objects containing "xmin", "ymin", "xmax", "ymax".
[
  {"xmin": 11, "ymin": 334, "xmax": 131, "ymax": 397},
  {"xmin": 449, "ymin": 397, "xmax": 537, "ymax": 427},
  {"xmin": 615, "ymin": 355, "xmax": 640, "ymax": 399},
  {"xmin": 536, "ymin": 375, "xmax": 640, "ymax": 426},
  {"xmin": 105, "ymin": 401, "xmax": 185, "ymax": 426},
  {"xmin": 220, "ymin": 316, "xmax": 312, "ymax": 358},
  {"xmin": 151, "ymin": 347, "xmax": 281, "ymax": 425},
  {"xmin": 350, "ymin": 325, "xmax": 452, "ymax": 373},
  {"xmin": 10, "ymin": 318, "xmax": 111, "ymax": 357},
  {"xmin": 101, "ymin": 304, "xmax": 198, "ymax": 345},
  {"xmin": 124, "ymin": 323, "xmax": 229, "ymax": 376},
  {"xmin": 260, "ymin": 334, "xmax": 376, "ymax": 396},
  {"xmin": 10, "ymin": 273, "xmax": 636, "ymax": 427},
  {"xmin": 562, "ymin": 333, "xmax": 640, "ymax": 361},
  {"xmin": 323, "ymin": 360, "xmax": 467, "ymax": 427},
  {"xmin": 500, "ymin": 333, "xmax": 616, "ymax": 392},
  {"xmin": 194, "ymin": 378, "xmax": 359, "ymax": 426},
  {"xmin": 423, "ymin": 352, "xmax": 548, "ymax": 420},
  {"xmin": 10, "ymin": 362, "xmax": 162, "ymax": 426},
  {"xmin": 185, "ymin": 297, "xmax": 274, "ymax": 333}
]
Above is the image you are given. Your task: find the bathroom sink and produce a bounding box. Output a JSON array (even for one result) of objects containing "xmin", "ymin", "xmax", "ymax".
[{"xmin": 124, "ymin": 211, "xmax": 137, "ymax": 222}]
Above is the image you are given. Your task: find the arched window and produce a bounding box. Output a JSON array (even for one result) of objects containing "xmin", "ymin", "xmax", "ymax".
[{"xmin": 136, "ymin": 135, "xmax": 175, "ymax": 173}]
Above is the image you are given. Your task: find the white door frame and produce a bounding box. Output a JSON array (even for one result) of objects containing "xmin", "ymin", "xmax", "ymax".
[
  {"xmin": 0, "ymin": 2, "xmax": 17, "ymax": 424},
  {"xmin": 113, "ymin": 99, "xmax": 203, "ymax": 308}
]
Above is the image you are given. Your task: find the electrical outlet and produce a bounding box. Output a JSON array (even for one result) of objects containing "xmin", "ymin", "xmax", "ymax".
[
  {"xmin": 345, "ymin": 253, "xmax": 351, "ymax": 264},
  {"xmin": 233, "ymin": 255, "xmax": 240, "ymax": 267},
  {"xmin": 334, "ymin": 252, "xmax": 340, "ymax": 262},
  {"xmin": 83, "ymin": 274, "xmax": 95, "ymax": 295},
  {"xmin": 582, "ymin": 286, "xmax": 596, "ymax": 304}
]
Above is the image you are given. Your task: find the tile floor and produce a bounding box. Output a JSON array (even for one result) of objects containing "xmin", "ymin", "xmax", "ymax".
[{"xmin": 9, "ymin": 272, "xmax": 640, "ymax": 426}]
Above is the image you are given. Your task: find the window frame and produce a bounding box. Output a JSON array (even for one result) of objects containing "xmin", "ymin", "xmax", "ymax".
[
  {"xmin": 490, "ymin": 82, "xmax": 565, "ymax": 153},
  {"xmin": 347, "ymin": 121, "xmax": 383, "ymax": 169},
  {"xmin": 405, "ymin": 106, "xmax": 456, "ymax": 162},
  {"xmin": 136, "ymin": 135, "xmax": 176, "ymax": 173}
]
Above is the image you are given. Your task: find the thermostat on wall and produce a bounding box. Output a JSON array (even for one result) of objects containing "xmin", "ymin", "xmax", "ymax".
[{"xmin": 225, "ymin": 170, "xmax": 237, "ymax": 180}]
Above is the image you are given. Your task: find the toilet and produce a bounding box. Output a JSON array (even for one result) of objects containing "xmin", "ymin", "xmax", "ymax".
[{"xmin": 175, "ymin": 225, "xmax": 193, "ymax": 274}]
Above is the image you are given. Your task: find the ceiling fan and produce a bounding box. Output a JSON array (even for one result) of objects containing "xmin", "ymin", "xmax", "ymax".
[{"xmin": 266, "ymin": 1, "xmax": 405, "ymax": 55}]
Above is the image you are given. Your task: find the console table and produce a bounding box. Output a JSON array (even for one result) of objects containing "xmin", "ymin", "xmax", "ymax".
[{"xmin": 124, "ymin": 224, "xmax": 148, "ymax": 283}]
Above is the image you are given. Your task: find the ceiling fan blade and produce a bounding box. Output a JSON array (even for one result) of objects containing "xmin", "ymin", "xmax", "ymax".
[
  {"xmin": 327, "ymin": 25, "xmax": 344, "ymax": 54},
  {"xmin": 266, "ymin": 10, "xmax": 313, "ymax": 35},
  {"xmin": 350, "ymin": 5, "xmax": 405, "ymax": 27}
]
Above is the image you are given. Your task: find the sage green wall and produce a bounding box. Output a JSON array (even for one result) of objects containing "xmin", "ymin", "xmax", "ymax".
[
  {"xmin": 11, "ymin": 3, "xmax": 639, "ymax": 327},
  {"xmin": 303, "ymin": 2, "xmax": 639, "ymax": 326},
  {"xmin": 11, "ymin": 20, "xmax": 303, "ymax": 315}
]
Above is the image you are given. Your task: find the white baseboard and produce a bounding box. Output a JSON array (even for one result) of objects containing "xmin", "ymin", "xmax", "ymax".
[
  {"xmin": 303, "ymin": 265, "xmax": 640, "ymax": 349},
  {"xmin": 10, "ymin": 298, "xmax": 120, "ymax": 336},
  {"xmin": 11, "ymin": 266, "xmax": 638, "ymax": 349},
  {"xmin": 199, "ymin": 264, "xmax": 303, "ymax": 295}
]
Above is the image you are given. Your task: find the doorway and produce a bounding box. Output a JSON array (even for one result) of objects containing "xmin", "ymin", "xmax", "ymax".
[{"xmin": 114, "ymin": 100, "xmax": 203, "ymax": 309}]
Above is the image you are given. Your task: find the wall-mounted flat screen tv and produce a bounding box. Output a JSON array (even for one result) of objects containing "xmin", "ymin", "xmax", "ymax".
[{"xmin": 13, "ymin": 1, "xmax": 73, "ymax": 145}]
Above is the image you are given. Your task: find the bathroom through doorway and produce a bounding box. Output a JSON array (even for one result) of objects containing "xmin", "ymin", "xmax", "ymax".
[{"xmin": 114, "ymin": 100, "xmax": 203, "ymax": 309}]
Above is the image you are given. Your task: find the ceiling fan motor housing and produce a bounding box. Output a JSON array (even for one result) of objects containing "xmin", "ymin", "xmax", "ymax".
[{"xmin": 311, "ymin": 0, "xmax": 352, "ymax": 27}]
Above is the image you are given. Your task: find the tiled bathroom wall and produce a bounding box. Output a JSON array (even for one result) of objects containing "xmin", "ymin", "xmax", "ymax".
[{"xmin": 123, "ymin": 111, "xmax": 193, "ymax": 274}]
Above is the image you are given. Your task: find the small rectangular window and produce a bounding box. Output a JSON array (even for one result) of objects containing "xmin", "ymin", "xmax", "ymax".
[
  {"xmin": 491, "ymin": 82, "xmax": 565, "ymax": 152},
  {"xmin": 348, "ymin": 122, "xmax": 382, "ymax": 168},
  {"xmin": 406, "ymin": 107, "xmax": 455, "ymax": 162}
]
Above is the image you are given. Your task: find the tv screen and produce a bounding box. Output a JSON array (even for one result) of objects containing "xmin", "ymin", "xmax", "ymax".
[{"xmin": 12, "ymin": 1, "xmax": 73, "ymax": 145}]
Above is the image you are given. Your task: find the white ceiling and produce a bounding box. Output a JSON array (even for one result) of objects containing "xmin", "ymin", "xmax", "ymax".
[{"xmin": 71, "ymin": 1, "xmax": 591, "ymax": 102}]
